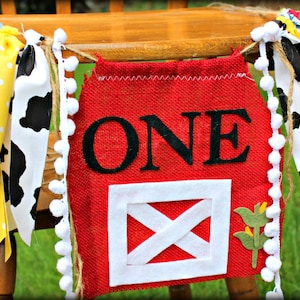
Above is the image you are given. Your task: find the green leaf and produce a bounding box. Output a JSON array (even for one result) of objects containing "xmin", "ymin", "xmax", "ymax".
[
  {"xmin": 233, "ymin": 231, "xmax": 254, "ymax": 250},
  {"xmin": 234, "ymin": 206, "xmax": 269, "ymax": 227},
  {"xmin": 234, "ymin": 207, "xmax": 255, "ymax": 226}
]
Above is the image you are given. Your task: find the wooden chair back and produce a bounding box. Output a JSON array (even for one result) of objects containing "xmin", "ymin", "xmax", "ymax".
[{"xmin": 0, "ymin": 0, "xmax": 276, "ymax": 299}]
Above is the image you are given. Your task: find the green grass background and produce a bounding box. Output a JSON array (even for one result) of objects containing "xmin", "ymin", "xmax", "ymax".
[{"xmin": 11, "ymin": 1, "xmax": 300, "ymax": 299}]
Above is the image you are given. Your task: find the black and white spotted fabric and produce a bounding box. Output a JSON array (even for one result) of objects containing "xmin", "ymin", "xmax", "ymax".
[{"xmin": 2, "ymin": 30, "xmax": 52, "ymax": 245}]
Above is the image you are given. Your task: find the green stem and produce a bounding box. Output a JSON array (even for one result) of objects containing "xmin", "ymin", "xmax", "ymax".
[
  {"xmin": 253, "ymin": 225, "xmax": 259, "ymax": 248},
  {"xmin": 252, "ymin": 248, "xmax": 258, "ymax": 269}
]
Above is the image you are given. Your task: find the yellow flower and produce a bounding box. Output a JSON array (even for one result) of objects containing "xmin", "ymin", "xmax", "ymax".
[
  {"xmin": 245, "ymin": 226, "xmax": 253, "ymax": 237},
  {"xmin": 259, "ymin": 201, "xmax": 268, "ymax": 214}
]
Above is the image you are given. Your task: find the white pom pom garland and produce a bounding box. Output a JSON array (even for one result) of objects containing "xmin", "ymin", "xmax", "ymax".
[
  {"xmin": 250, "ymin": 27, "xmax": 265, "ymax": 42},
  {"xmin": 268, "ymin": 134, "xmax": 286, "ymax": 150},
  {"xmin": 55, "ymin": 240, "xmax": 72, "ymax": 256},
  {"xmin": 266, "ymin": 256, "xmax": 282, "ymax": 272},
  {"xmin": 54, "ymin": 28, "xmax": 67, "ymax": 43},
  {"xmin": 54, "ymin": 157, "xmax": 65, "ymax": 175},
  {"xmin": 63, "ymin": 56, "xmax": 79, "ymax": 72},
  {"xmin": 261, "ymin": 267, "xmax": 275, "ymax": 282},
  {"xmin": 266, "ymin": 290, "xmax": 284, "ymax": 300},
  {"xmin": 49, "ymin": 199, "xmax": 67, "ymax": 217},
  {"xmin": 267, "ymin": 96, "xmax": 279, "ymax": 112},
  {"xmin": 57, "ymin": 257, "xmax": 73, "ymax": 274},
  {"xmin": 267, "ymin": 168, "xmax": 281, "ymax": 184},
  {"xmin": 55, "ymin": 220, "xmax": 70, "ymax": 239},
  {"xmin": 268, "ymin": 150, "xmax": 281, "ymax": 165},
  {"xmin": 266, "ymin": 205, "xmax": 281, "ymax": 219},
  {"xmin": 66, "ymin": 98, "xmax": 79, "ymax": 115},
  {"xmin": 54, "ymin": 140, "xmax": 70, "ymax": 155},
  {"xmin": 50, "ymin": 28, "xmax": 80, "ymax": 299},
  {"xmin": 254, "ymin": 56, "xmax": 269, "ymax": 71},
  {"xmin": 65, "ymin": 78, "xmax": 77, "ymax": 94},
  {"xmin": 59, "ymin": 275, "xmax": 73, "ymax": 292},
  {"xmin": 264, "ymin": 238, "xmax": 278, "ymax": 255},
  {"xmin": 271, "ymin": 114, "xmax": 283, "ymax": 130},
  {"xmin": 48, "ymin": 179, "xmax": 66, "ymax": 194},
  {"xmin": 260, "ymin": 75, "xmax": 274, "ymax": 92},
  {"xmin": 67, "ymin": 118, "xmax": 76, "ymax": 136},
  {"xmin": 252, "ymin": 20, "xmax": 283, "ymax": 297},
  {"xmin": 264, "ymin": 222, "xmax": 279, "ymax": 237}
]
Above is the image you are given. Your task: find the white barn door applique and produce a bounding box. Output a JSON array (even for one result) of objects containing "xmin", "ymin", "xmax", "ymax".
[{"xmin": 108, "ymin": 179, "xmax": 231, "ymax": 286}]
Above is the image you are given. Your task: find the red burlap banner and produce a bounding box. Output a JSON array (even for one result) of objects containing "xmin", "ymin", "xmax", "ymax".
[{"xmin": 68, "ymin": 53, "xmax": 273, "ymax": 299}]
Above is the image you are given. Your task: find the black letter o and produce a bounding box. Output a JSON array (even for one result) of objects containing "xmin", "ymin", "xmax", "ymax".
[{"xmin": 83, "ymin": 117, "xmax": 139, "ymax": 173}]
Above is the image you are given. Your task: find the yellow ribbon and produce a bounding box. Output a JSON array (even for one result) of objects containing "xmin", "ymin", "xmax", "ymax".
[
  {"xmin": 277, "ymin": 16, "xmax": 300, "ymax": 40},
  {"xmin": 0, "ymin": 25, "xmax": 24, "ymax": 261}
]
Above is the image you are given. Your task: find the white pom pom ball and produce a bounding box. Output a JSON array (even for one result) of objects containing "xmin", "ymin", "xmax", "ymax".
[
  {"xmin": 63, "ymin": 56, "xmax": 79, "ymax": 72},
  {"xmin": 268, "ymin": 186, "xmax": 282, "ymax": 199},
  {"xmin": 260, "ymin": 75, "xmax": 274, "ymax": 92},
  {"xmin": 54, "ymin": 157, "xmax": 65, "ymax": 175},
  {"xmin": 261, "ymin": 267, "xmax": 275, "ymax": 282},
  {"xmin": 55, "ymin": 220, "xmax": 70, "ymax": 239},
  {"xmin": 268, "ymin": 151, "xmax": 281, "ymax": 165},
  {"xmin": 271, "ymin": 114, "xmax": 283, "ymax": 130},
  {"xmin": 267, "ymin": 168, "xmax": 281, "ymax": 184},
  {"xmin": 266, "ymin": 290, "xmax": 283, "ymax": 300},
  {"xmin": 264, "ymin": 21, "xmax": 280, "ymax": 36},
  {"xmin": 254, "ymin": 57, "xmax": 269, "ymax": 71},
  {"xmin": 67, "ymin": 97, "xmax": 79, "ymax": 115},
  {"xmin": 55, "ymin": 240, "xmax": 72, "ymax": 256},
  {"xmin": 54, "ymin": 28, "xmax": 67, "ymax": 43},
  {"xmin": 267, "ymin": 96, "xmax": 279, "ymax": 112},
  {"xmin": 48, "ymin": 179, "xmax": 66, "ymax": 194},
  {"xmin": 49, "ymin": 199, "xmax": 67, "ymax": 217},
  {"xmin": 266, "ymin": 205, "xmax": 281, "ymax": 219},
  {"xmin": 264, "ymin": 222, "xmax": 279, "ymax": 237},
  {"xmin": 59, "ymin": 275, "xmax": 73, "ymax": 291},
  {"xmin": 57, "ymin": 257, "xmax": 72, "ymax": 274},
  {"xmin": 268, "ymin": 134, "xmax": 285, "ymax": 150},
  {"xmin": 65, "ymin": 78, "xmax": 77, "ymax": 94},
  {"xmin": 250, "ymin": 26, "xmax": 265, "ymax": 41},
  {"xmin": 264, "ymin": 238, "xmax": 278, "ymax": 255},
  {"xmin": 54, "ymin": 140, "xmax": 70, "ymax": 155},
  {"xmin": 67, "ymin": 118, "xmax": 76, "ymax": 136},
  {"xmin": 266, "ymin": 255, "xmax": 282, "ymax": 272}
]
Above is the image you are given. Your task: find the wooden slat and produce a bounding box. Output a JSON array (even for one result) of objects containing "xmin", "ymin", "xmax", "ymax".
[
  {"xmin": 1, "ymin": 0, "xmax": 16, "ymax": 14},
  {"xmin": 225, "ymin": 277, "xmax": 259, "ymax": 299},
  {"xmin": 168, "ymin": 0, "xmax": 188, "ymax": 9},
  {"xmin": 56, "ymin": 0, "xmax": 71, "ymax": 14},
  {"xmin": 109, "ymin": 0, "xmax": 124, "ymax": 12},
  {"xmin": 0, "ymin": 236, "xmax": 16, "ymax": 297},
  {"xmin": 1, "ymin": 7, "xmax": 276, "ymax": 62}
]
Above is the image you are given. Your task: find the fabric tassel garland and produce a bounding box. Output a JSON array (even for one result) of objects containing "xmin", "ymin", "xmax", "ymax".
[
  {"xmin": 8, "ymin": 29, "xmax": 52, "ymax": 245},
  {"xmin": 274, "ymin": 9, "xmax": 300, "ymax": 174},
  {"xmin": 0, "ymin": 25, "xmax": 24, "ymax": 261}
]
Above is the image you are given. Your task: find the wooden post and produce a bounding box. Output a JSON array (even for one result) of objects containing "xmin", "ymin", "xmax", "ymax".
[
  {"xmin": 225, "ymin": 277, "xmax": 259, "ymax": 300},
  {"xmin": 0, "ymin": 234, "xmax": 16, "ymax": 300},
  {"xmin": 168, "ymin": 284, "xmax": 192, "ymax": 300}
]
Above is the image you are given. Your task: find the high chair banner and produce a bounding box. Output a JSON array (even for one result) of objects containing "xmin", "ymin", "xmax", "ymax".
[{"xmin": 68, "ymin": 53, "xmax": 274, "ymax": 298}]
